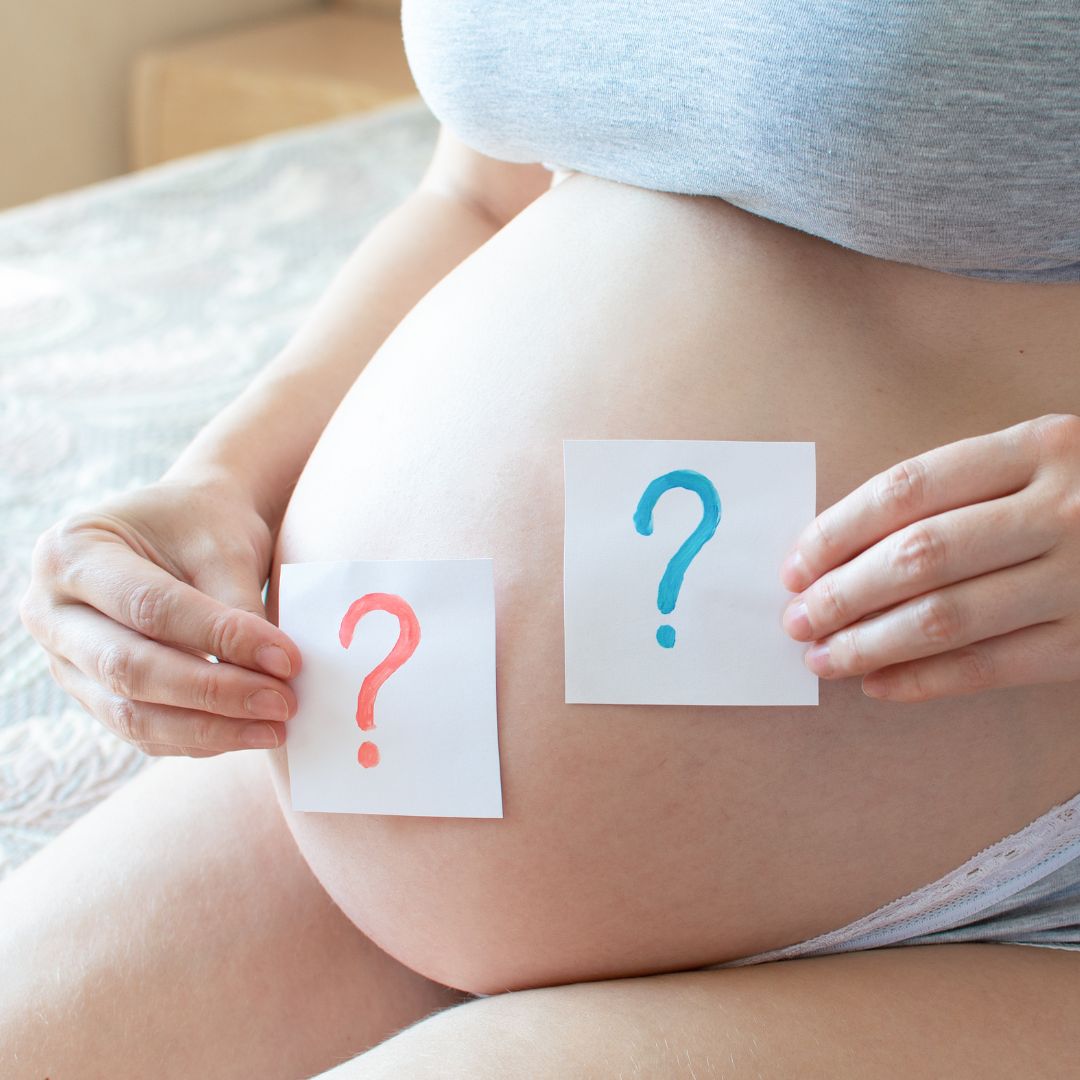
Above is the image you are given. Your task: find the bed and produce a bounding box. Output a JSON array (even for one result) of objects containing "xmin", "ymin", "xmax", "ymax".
[{"xmin": 0, "ymin": 99, "xmax": 438, "ymax": 880}]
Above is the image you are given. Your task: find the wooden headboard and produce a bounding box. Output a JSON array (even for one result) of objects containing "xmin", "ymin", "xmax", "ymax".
[{"xmin": 332, "ymin": 0, "xmax": 401, "ymax": 15}]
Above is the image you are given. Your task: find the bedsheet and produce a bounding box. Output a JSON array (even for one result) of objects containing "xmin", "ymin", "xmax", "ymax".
[{"xmin": 0, "ymin": 99, "xmax": 437, "ymax": 880}]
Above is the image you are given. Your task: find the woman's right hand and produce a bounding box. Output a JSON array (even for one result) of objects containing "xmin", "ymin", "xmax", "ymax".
[{"xmin": 19, "ymin": 472, "xmax": 302, "ymax": 757}]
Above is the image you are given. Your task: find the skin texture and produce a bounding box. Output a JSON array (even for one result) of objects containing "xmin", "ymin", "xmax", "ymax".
[
  {"xmin": 779, "ymin": 414, "xmax": 1080, "ymax": 699},
  {"xmin": 7, "ymin": 134, "xmax": 1080, "ymax": 1075},
  {"xmin": 0, "ymin": 753, "xmax": 464, "ymax": 1079},
  {"xmin": 19, "ymin": 475, "xmax": 301, "ymax": 754},
  {"xmin": 267, "ymin": 173, "xmax": 1080, "ymax": 995},
  {"xmin": 323, "ymin": 944, "xmax": 1080, "ymax": 1079},
  {"xmin": 6, "ymin": 746, "xmax": 1077, "ymax": 1079}
]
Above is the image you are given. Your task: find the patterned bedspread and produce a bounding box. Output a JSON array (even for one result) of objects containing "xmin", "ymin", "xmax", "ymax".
[{"xmin": 0, "ymin": 99, "xmax": 437, "ymax": 880}]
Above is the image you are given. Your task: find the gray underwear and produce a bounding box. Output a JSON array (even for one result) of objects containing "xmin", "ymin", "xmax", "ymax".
[{"xmin": 716, "ymin": 791, "xmax": 1080, "ymax": 968}]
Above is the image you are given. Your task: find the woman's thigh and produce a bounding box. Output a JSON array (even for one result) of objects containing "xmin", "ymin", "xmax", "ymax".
[
  {"xmin": 329, "ymin": 943, "xmax": 1080, "ymax": 1079},
  {"xmin": 0, "ymin": 751, "xmax": 462, "ymax": 1080}
]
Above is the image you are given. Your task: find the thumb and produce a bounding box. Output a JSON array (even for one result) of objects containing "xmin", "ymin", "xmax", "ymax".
[
  {"xmin": 183, "ymin": 559, "xmax": 274, "ymax": 669},
  {"xmin": 189, "ymin": 553, "xmax": 301, "ymax": 677},
  {"xmin": 193, "ymin": 558, "xmax": 269, "ymax": 620}
]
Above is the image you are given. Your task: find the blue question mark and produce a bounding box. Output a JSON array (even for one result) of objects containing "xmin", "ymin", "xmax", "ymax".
[{"xmin": 633, "ymin": 470, "xmax": 721, "ymax": 648}]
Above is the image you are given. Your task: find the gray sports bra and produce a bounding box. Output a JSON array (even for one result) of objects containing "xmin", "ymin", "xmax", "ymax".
[{"xmin": 402, "ymin": 0, "xmax": 1080, "ymax": 281}]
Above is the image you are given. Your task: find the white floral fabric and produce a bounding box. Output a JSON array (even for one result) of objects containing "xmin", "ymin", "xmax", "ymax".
[{"xmin": 0, "ymin": 100, "xmax": 438, "ymax": 880}]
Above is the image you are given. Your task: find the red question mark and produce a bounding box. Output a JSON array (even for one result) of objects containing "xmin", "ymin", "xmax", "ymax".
[{"xmin": 338, "ymin": 593, "xmax": 421, "ymax": 768}]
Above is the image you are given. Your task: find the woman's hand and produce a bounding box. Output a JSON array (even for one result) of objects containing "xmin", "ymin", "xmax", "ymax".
[
  {"xmin": 779, "ymin": 413, "xmax": 1080, "ymax": 701},
  {"xmin": 19, "ymin": 473, "xmax": 301, "ymax": 756}
]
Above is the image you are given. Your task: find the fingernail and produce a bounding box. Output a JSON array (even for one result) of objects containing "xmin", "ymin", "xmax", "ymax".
[
  {"xmin": 805, "ymin": 642, "xmax": 832, "ymax": 675},
  {"xmin": 863, "ymin": 674, "xmax": 888, "ymax": 698},
  {"xmin": 241, "ymin": 722, "xmax": 279, "ymax": 749},
  {"xmin": 784, "ymin": 600, "xmax": 812, "ymax": 639},
  {"xmin": 780, "ymin": 549, "xmax": 807, "ymax": 590},
  {"xmin": 256, "ymin": 644, "xmax": 291, "ymax": 679},
  {"xmin": 245, "ymin": 688, "xmax": 289, "ymax": 721}
]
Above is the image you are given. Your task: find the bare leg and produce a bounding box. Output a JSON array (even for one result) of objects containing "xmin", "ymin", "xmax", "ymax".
[
  {"xmin": 330, "ymin": 943, "xmax": 1080, "ymax": 1079},
  {"xmin": 0, "ymin": 752, "xmax": 463, "ymax": 1079}
]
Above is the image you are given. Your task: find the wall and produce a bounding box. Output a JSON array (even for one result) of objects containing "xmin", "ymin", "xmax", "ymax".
[{"xmin": 0, "ymin": 0, "xmax": 320, "ymax": 210}]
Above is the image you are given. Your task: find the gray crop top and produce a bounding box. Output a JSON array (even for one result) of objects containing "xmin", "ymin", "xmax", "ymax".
[{"xmin": 402, "ymin": 0, "xmax": 1080, "ymax": 281}]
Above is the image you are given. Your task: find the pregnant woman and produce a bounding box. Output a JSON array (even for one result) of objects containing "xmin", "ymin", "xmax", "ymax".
[{"xmin": 6, "ymin": 2, "xmax": 1080, "ymax": 1076}]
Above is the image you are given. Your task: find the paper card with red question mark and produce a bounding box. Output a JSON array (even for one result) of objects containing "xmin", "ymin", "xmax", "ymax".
[
  {"xmin": 278, "ymin": 559, "xmax": 502, "ymax": 817},
  {"xmin": 563, "ymin": 440, "xmax": 818, "ymax": 706}
]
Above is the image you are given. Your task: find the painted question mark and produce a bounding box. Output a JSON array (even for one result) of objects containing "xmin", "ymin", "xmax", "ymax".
[
  {"xmin": 338, "ymin": 593, "xmax": 421, "ymax": 768},
  {"xmin": 633, "ymin": 470, "xmax": 721, "ymax": 648}
]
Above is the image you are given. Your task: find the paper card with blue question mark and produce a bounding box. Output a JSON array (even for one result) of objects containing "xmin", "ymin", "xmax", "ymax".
[
  {"xmin": 278, "ymin": 559, "xmax": 502, "ymax": 817},
  {"xmin": 563, "ymin": 440, "xmax": 818, "ymax": 705}
]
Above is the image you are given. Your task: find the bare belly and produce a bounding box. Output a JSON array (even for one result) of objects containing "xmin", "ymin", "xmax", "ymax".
[{"xmin": 267, "ymin": 175, "xmax": 1080, "ymax": 995}]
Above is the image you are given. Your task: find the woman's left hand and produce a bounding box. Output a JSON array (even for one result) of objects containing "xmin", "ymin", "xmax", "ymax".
[{"xmin": 779, "ymin": 413, "xmax": 1080, "ymax": 701}]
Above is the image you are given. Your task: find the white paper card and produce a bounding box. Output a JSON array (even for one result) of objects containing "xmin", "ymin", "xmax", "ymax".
[
  {"xmin": 278, "ymin": 559, "xmax": 502, "ymax": 817},
  {"xmin": 564, "ymin": 440, "xmax": 817, "ymax": 706}
]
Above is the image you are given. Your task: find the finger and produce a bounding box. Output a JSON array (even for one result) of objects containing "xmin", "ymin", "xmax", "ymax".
[
  {"xmin": 54, "ymin": 535, "xmax": 300, "ymax": 679},
  {"xmin": 860, "ymin": 619, "xmax": 1079, "ymax": 702},
  {"xmin": 781, "ymin": 418, "xmax": 1043, "ymax": 592},
  {"xmin": 50, "ymin": 655, "xmax": 284, "ymax": 754},
  {"xmin": 783, "ymin": 488, "xmax": 1056, "ymax": 642},
  {"xmin": 46, "ymin": 602, "xmax": 296, "ymax": 722},
  {"xmin": 802, "ymin": 554, "xmax": 1065, "ymax": 679}
]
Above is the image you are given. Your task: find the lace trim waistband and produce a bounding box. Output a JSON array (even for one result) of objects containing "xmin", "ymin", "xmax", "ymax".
[{"xmin": 719, "ymin": 788, "xmax": 1080, "ymax": 967}]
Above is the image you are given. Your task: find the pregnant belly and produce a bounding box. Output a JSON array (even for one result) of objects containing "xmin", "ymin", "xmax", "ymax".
[{"xmin": 267, "ymin": 176, "xmax": 1080, "ymax": 994}]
